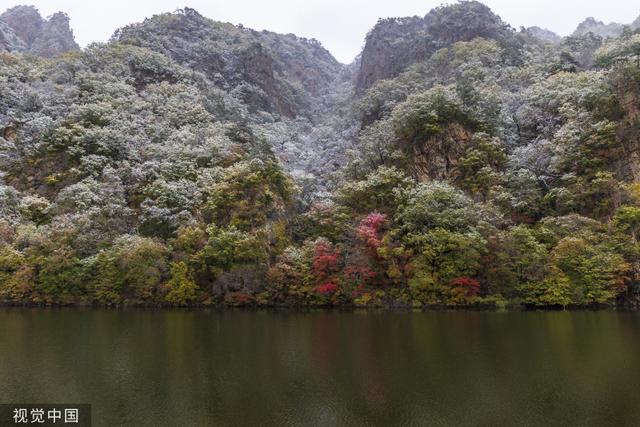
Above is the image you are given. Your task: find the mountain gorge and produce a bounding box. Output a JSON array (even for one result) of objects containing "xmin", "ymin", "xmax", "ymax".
[{"xmin": 1, "ymin": 2, "xmax": 640, "ymax": 308}]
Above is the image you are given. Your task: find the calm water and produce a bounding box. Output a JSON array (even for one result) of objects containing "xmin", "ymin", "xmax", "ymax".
[{"xmin": 1, "ymin": 309, "xmax": 640, "ymax": 426}]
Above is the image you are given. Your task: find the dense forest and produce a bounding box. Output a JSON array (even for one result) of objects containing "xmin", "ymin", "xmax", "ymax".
[{"xmin": 1, "ymin": 2, "xmax": 640, "ymax": 308}]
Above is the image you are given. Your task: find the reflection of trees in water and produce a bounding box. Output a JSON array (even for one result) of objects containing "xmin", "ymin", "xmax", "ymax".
[{"xmin": 2, "ymin": 310, "xmax": 640, "ymax": 424}]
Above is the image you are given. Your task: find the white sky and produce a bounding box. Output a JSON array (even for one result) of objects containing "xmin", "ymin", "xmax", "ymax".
[{"xmin": 6, "ymin": 0, "xmax": 640, "ymax": 63}]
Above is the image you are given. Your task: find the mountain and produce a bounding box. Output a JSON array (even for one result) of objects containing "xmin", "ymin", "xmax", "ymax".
[
  {"xmin": 355, "ymin": 1, "xmax": 518, "ymax": 92},
  {"xmin": 0, "ymin": 5, "xmax": 79, "ymax": 57},
  {"xmin": 572, "ymin": 12, "xmax": 640, "ymax": 36},
  {"xmin": 572, "ymin": 17, "xmax": 624, "ymax": 38},
  {"xmin": 1, "ymin": 2, "xmax": 640, "ymax": 308},
  {"xmin": 112, "ymin": 8, "xmax": 343, "ymax": 119},
  {"xmin": 523, "ymin": 26, "xmax": 562, "ymax": 44}
]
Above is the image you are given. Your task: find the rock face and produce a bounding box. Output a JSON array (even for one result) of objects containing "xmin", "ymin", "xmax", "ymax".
[
  {"xmin": 355, "ymin": 1, "xmax": 516, "ymax": 93},
  {"xmin": 0, "ymin": 21, "xmax": 26, "ymax": 52},
  {"xmin": 355, "ymin": 16, "xmax": 430, "ymax": 94},
  {"xmin": 31, "ymin": 12, "xmax": 80, "ymax": 57},
  {"xmin": 0, "ymin": 5, "xmax": 79, "ymax": 57},
  {"xmin": 113, "ymin": 8, "xmax": 343, "ymax": 118},
  {"xmin": 572, "ymin": 17, "xmax": 624, "ymax": 38},
  {"xmin": 0, "ymin": 5, "xmax": 42, "ymax": 47},
  {"xmin": 524, "ymin": 26, "xmax": 562, "ymax": 44}
]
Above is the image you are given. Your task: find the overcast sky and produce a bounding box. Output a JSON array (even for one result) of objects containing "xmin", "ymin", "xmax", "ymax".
[{"xmin": 12, "ymin": 0, "xmax": 640, "ymax": 63}]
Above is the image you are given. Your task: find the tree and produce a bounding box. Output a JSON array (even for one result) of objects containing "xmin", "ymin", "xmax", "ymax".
[
  {"xmin": 407, "ymin": 228, "xmax": 486, "ymax": 305},
  {"xmin": 614, "ymin": 206, "xmax": 640, "ymax": 243},
  {"xmin": 551, "ymin": 237, "xmax": 629, "ymax": 305},
  {"xmin": 485, "ymin": 226, "xmax": 549, "ymax": 297},
  {"xmin": 355, "ymin": 212, "xmax": 387, "ymax": 257},
  {"xmin": 337, "ymin": 166, "xmax": 412, "ymax": 215},
  {"xmin": 93, "ymin": 236, "xmax": 168, "ymax": 305},
  {"xmin": 311, "ymin": 238, "xmax": 340, "ymax": 282},
  {"xmin": 518, "ymin": 270, "xmax": 573, "ymax": 308},
  {"xmin": 164, "ymin": 261, "xmax": 198, "ymax": 305},
  {"xmin": 595, "ymin": 34, "xmax": 640, "ymax": 67},
  {"xmin": 395, "ymin": 181, "xmax": 479, "ymax": 234}
]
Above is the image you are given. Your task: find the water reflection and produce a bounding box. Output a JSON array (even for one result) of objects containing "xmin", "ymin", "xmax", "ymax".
[{"xmin": 0, "ymin": 309, "xmax": 639, "ymax": 426}]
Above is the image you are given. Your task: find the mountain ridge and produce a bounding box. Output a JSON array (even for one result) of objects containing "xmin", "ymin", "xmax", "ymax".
[{"xmin": 111, "ymin": 7, "xmax": 344, "ymax": 119}]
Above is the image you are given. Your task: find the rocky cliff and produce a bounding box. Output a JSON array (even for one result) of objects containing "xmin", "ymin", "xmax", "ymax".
[
  {"xmin": 523, "ymin": 26, "xmax": 561, "ymax": 44},
  {"xmin": 0, "ymin": 21, "xmax": 26, "ymax": 52},
  {"xmin": 0, "ymin": 5, "xmax": 78, "ymax": 57},
  {"xmin": 355, "ymin": 1, "xmax": 517, "ymax": 93},
  {"xmin": 572, "ymin": 17, "xmax": 624, "ymax": 38}
]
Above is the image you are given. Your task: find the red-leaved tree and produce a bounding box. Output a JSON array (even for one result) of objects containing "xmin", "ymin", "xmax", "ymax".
[
  {"xmin": 315, "ymin": 282, "xmax": 338, "ymax": 295},
  {"xmin": 312, "ymin": 239, "xmax": 340, "ymax": 281},
  {"xmin": 449, "ymin": 276, "xmax": 481, "ymax": 297},
  {"xmin": 344, "ymin": 264, "xmax": 378, "ymax": 287},
  {"xmin": 356, "ymin": 212, "xmax": 387, "ymax": 257}
]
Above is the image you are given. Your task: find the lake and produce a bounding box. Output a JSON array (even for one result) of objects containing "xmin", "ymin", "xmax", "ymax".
[{"xmin": 1, "ymin": 309, "xmax": 640, "ymax": 426}]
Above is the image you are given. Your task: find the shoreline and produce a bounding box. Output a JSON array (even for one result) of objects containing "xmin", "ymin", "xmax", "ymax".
[{"xmin": 0, "ymin": 301, "xmax": 633, "ymax": 311}]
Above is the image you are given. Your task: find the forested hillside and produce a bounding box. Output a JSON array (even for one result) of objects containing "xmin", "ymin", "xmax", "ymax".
[{"xmin": 1, "ymin": 2, "xmax": 640, "ymax": 308}]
